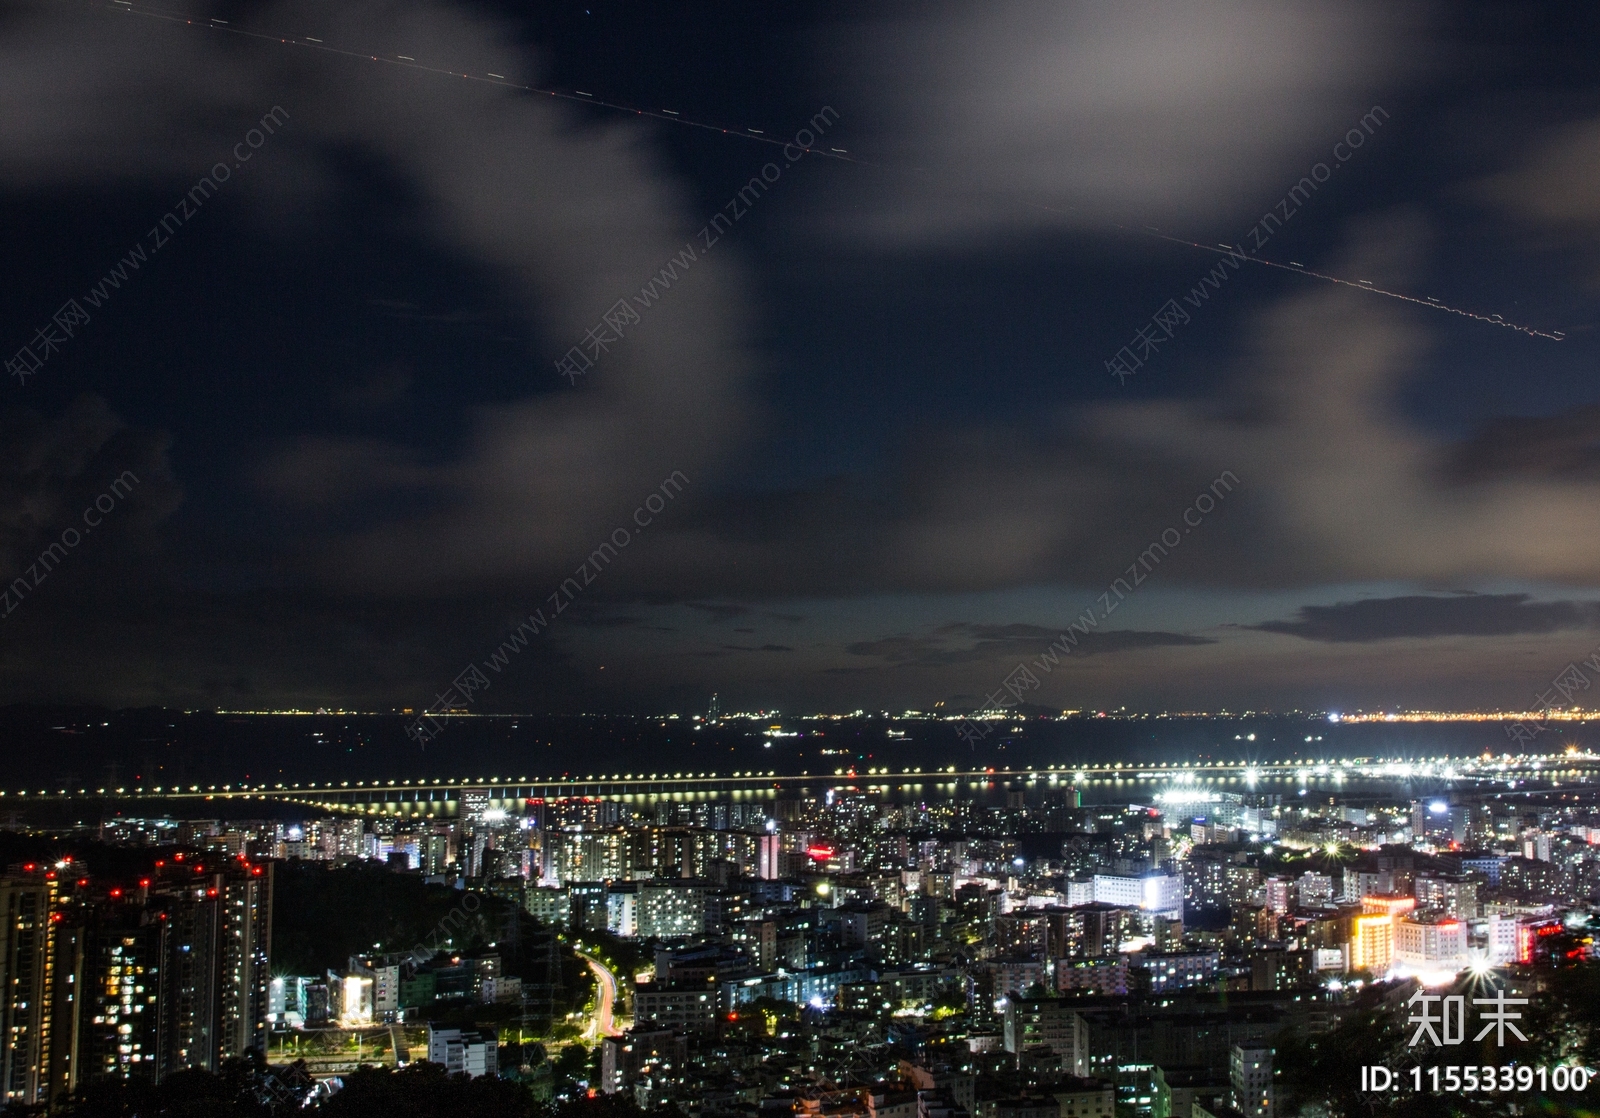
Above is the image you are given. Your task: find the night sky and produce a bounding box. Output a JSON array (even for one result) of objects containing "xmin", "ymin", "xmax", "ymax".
[{"xmin": 4, "ymin": 0, "xmax": 1600, "ymax": 716}]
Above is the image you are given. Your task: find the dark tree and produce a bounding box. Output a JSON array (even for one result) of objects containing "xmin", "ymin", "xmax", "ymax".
[
  {"xmin": 272, "ymin": 860, "xmax": 513, "ymax": 973},
  {"xmin": 311, "ymin": 1062, "xmax": 544, "ymax": 1118}
]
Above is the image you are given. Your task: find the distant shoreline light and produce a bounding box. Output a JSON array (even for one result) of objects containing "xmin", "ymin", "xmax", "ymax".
[{"xmin": 199, "ymin": 707, "xmax": 1596, "ymax": 722}]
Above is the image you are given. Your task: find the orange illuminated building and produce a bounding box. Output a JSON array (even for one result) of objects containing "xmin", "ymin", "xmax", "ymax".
[
  {"xmin": 1361, "ymin": 894, "xmax": 1416, "ymax": 918},
  {"xmin": 1351, "ymin": 913, "xmax": 1395, "ymax": 972},
  {"xmin": 1351, "ymin": 894, "xmax": 1415, "ymax": 974}
]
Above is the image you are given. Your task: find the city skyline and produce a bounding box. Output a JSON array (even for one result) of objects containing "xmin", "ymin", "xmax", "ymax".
[{"xmin": 5, "ymin": 748, "xmax": 1598, "ymax": 1114}]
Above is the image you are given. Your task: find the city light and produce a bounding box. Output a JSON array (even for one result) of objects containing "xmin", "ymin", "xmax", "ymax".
[{"xmin": 7, "ymin": 735, "xmax": 1599, "ymax": 1105}]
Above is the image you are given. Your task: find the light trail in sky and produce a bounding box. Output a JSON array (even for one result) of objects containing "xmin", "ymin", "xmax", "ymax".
[
  {"xmin": 1132, "ymin": 227, "xmax": 1567, "ymax": 342},
  {"xmin": 91, "ymin": 0, "xmax": 857, "ymax": 163},
  {"xmin": 1021, "ymin": 194, "xmax": 1569, "ymax": 342},
  {"xmin": 84, "ymin": 0, "xmax": 1563, "ymax": 342}
]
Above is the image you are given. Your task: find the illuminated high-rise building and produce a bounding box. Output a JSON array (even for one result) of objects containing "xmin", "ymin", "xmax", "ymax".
[
  {"xmin": 152, "ymin": 859, "xmax": 273, "ymax": 1074},
  {"xmin": 758, "ymin": 833, "xmax": 782, "ymax": 880},
  {"xmin": 77, "ymin": 923, "xmax": 162, "ymax": 1084},
  {"xmin": 10, "ymin": 882, "xmax": 164, "ymax": 1101},
  {"xmin": 1414, "ymin": 875, "xmax": 1478, "ymax": 919},
  {"xmin": 0, "ymin": 868, "xmax": 58, "ymax": 1108},
  {"xmin": 460, "ymin": 789, "xmax": 492, "ymax": 826},
  {"xmin": 1393, "ymin": 913, "xmax": 1467, "ymax": 972},
  {"xmin": 546, "ymin": 829, "xmax": 636, "ymax": 884},
  {"xmin": 1230, "ymin": 1044, "xmax": 1275, "ymax": 1118},
  {"xmin": 1350, "ymin": 913, "xmax": 1394, "ymax": 973}
]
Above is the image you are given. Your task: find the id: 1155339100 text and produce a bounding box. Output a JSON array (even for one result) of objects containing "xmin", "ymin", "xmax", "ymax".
[{"xmin": 1363, "ymin": 1065, "xmax": 1593, "ymax": 1094}]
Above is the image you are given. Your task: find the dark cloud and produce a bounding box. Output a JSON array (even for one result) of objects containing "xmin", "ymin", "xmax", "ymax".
[
  {"xmin": 845, "ymin": 635, "xmax": 950, "ymax": 663},
  {"xmin": 0, "ymin": 0, "xmax": 757, "ymax": 593},
  {"xmin": 0, "ymin": 395, "xmax": 183, "ymax": 577},
  {"xmin": 1249, "ymin": 594, "xmax": 1597, "ymax": 643},
  {"xmin": 0, "ymin": 582, "xmax": 589, "ymax": 711},
  {"xmin": 566, "ymin": 613, "xmax": 643, "ymax": 629},
  {"xmin": 597, "ymin": 214, "xmax": 1600, "ymax": 603},
  {"xmin": 846, "ymin": 623, "xmax": 1212, "ymax": 667},
  {"xmin": 1476, "ymin": 115, "xmax": 1600, "ymax": 243},
  {"xmin": 1, "ymin": 1, "xmax": 1595, "ymax": 719},
  {"xmin": 1443, "ymin": 405, "xmax": 1600, "ymax": 484},
  {"xmin": 363, "ymin": 300, "xmax": 494, "ymax": 325},
  {"xmin": 333, "ymin": 364, "xmax": 414, "ymax": 413},
  {"xmin": 687, "ymin": 602, "xmax": 750, "ymax": 620}
]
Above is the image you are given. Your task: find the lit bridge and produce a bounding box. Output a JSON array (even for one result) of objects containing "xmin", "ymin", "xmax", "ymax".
[{"xmin": 3, "ymin": 752, "xmax": 1597, "ymax": 818}]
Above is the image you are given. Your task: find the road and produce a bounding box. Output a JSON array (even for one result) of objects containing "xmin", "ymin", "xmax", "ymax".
[{"xmin": 574, "ymin": 948, "xmax": 622, "ymax": 1040}]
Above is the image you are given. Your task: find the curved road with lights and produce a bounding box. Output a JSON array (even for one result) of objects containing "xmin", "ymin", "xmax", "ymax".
[{"xmin": 575, "ymin": 949, "xmax": 622, "ymax": 1041}]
